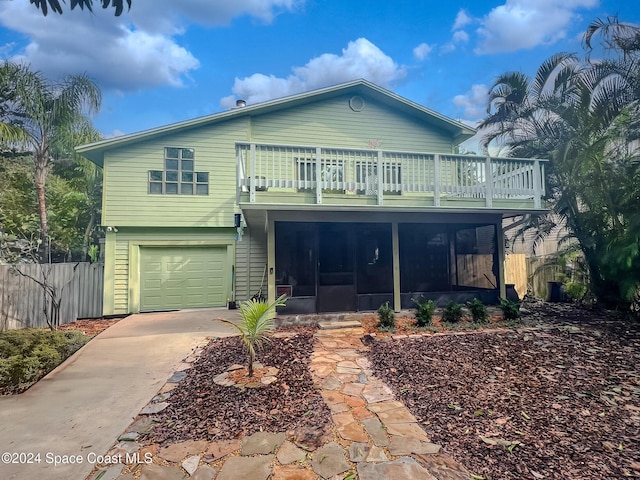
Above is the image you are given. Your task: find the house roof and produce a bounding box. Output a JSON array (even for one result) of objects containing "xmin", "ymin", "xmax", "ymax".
[{"xmin": 77, "ymin": 79, "xmax": 477, "ymax": 166}]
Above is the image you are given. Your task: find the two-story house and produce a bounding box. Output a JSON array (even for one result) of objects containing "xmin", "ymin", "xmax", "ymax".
[{"xmin": 78, "ymin": 80, "xmax": 546, "ymax": 316}]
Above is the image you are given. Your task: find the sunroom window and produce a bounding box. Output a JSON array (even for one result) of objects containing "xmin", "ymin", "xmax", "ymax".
[{"xmin": 149, "ymin": 148, "xmax": 209, "ymax": 195}]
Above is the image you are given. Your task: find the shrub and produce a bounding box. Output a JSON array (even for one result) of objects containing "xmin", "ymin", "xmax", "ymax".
[
  {"xmin": 564, "ymin": 282, "xmax": 588, "ymax": 302},
  {"xmin": 499, "ymin": 298, "xmax": 521, "ymax": 321},
  {"xmin": 412, "ymin": 298, "xmax": 436, "ymax": 327},
  {"xmin": 377, "ymin": 302, "xmax": 395, "ymax": 331},
  {"xmin": 442, "ymin": 301, "xmax": 464, "ymax": 323},
  {"xmin": 466, "ymin": 298, "xmax": 489, "ymax": 323}
]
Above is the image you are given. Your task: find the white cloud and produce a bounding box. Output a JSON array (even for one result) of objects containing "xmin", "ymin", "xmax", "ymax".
[
  {"xmin": 453, "ymin": 84, "xmax": 489, "ymax": 122},
  {"xmin": 453, "ymin": 9, "xmax": 473, "ymax": 30},
  {"xmin": 413, "ymin": 43, "xmax": 433, "ymax": 61},
  {"xmin": 452, "ymin": 31, "xmax": 469, "ymax": 43},
  {"xmin": 475, "ymin": 0, "xmax": 599, "ymax": 54},
  {"xmin": 0, "ymin": 0, "xmax": 303, "ymax": 91},
  {"xmin": 221, "ymin": 38, "xmax": 406, "ymax": 107}
]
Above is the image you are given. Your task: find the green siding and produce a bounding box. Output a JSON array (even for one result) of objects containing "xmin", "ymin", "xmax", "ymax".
[
  {"xmin": 251, "ymin": 94, "xmax": 453, "ymax": 152},
  {"xmin": 104, "ymin": 227, "xmax": 235, "ymax": 315},
  {"xmin": 234, "ymin": 226, "xmax": 268, "ymax": 302},
  {"xmin": 102, "ymin": 118, "xmax": 248, "ymax": 227}
]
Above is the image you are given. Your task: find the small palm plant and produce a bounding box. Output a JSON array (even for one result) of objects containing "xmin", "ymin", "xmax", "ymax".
[{"xmin": 222, "ymin": 295, "xmax": 287, "ymax": 377}]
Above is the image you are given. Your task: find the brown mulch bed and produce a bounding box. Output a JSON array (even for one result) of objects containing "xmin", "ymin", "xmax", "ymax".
[
  {"xmin": 58, "ymin": 318, "xmax": 121, "ymax": 336},
  {"xmin": 366, "ymin": 303, "xmax": 640, "ymax": 479},
  {"xmin": 145, "ymin": 326, "xmax": 332, "ymax": 445}
]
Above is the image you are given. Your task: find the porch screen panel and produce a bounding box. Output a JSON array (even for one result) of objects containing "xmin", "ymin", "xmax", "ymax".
[
  {"xmin": 356, "ymin": 224, "xmax": 393, "ymax": 294},
  {"xmin": 453, "ymin": 225, "xmax": 497, "ymax": 290},
  {"xmin": 275, "ymin": 222, "xmax": 316, "ymax": 297},
  {"xmin": 399, "ymin": 224, "xmax": 450, "ymax": 293}
]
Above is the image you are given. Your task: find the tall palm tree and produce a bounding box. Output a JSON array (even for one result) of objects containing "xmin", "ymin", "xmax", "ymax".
[
  {"xmin": 479, "ymin": 20, "xmax": 640, "ymax": 309},
  {"xmin": 0, "ymin": 61, "xmax": 101, "ymax": 262}
]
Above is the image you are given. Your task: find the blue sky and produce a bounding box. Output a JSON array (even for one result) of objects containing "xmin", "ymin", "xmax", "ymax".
[{"xmin": 0, "ymin": 0, "xmax": 638, "ymax": 146}]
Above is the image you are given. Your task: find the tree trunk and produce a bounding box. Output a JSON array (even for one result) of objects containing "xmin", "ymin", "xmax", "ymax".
[{"xmin": 34, "ymin": 151, "xmax": 49, "ymax": 263}]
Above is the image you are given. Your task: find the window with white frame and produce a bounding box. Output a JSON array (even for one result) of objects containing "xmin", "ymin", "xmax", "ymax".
[
  {"xmin": 149, "ymin": 147, "xmax": 209, "ymax": 195},
  {"xmin": 296, "ymin": 158, "xmax": 345, "ymax": 191}
]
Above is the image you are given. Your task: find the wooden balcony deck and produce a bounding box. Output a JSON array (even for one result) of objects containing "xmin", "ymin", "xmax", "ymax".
[{"xmin": 237, "ymin": 142, "xmax": 547, "ymax": 210}]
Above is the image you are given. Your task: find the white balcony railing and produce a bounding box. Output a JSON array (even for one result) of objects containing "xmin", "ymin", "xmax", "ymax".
[{"xmin": 237, "ymin": 142, "xmax": 546, "ymax": 208}]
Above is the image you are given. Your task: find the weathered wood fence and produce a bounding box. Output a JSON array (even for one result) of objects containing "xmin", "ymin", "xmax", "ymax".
[
  {"xmin": 505, "ymin": 254, "xmax": 562, "ymax": 300},
  {"xmin": 0, "ymin": 262, "xmax": 103, "ymax": 330}
]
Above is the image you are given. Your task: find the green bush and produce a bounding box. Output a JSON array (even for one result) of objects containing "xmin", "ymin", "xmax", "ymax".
[
  {"xmin": 412, "ymin": 298, "xmax": 436, "ymax": 327},
  {"xmin": 0, "ymin": 329, "xmax": 89, "ymax": 392},
  {"xmin": 442, "ymin": 301, "xmax": 464, "ymax": 323},
  {"xmin": 466, "ymin": 298, "xmax": 489, "ymax": 323},
  {"xmin": 564, "ymin": 282, "xmax": 588, "ymax": 302},
  {"xmin": 377, "ymin": 302, "xmax": 395, "ymax": 331},
  {"xmin": 499, "ymin": 298, "xmax": 521, "ymax": 321}
]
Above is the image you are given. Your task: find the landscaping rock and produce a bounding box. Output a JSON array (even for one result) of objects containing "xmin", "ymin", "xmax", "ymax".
[
  {"xmin": 181, "ymin": 455, "xmax": 200, "ymax": 475},
  {"xmin": 191, "ymin": 465, "xmax": 218, "ymax": 480},
  {"xmin": 167, "ymin": 371, "xmax": 187, "ymax": 383},
  {"xmin": 361, "ymin": 417, "xmax": 389, "ymax": 447},
  {"xmin": 158, "ymin": 440, "xmax": 208, "ymax": 463},
  {"xmin": 309, "ymin": 442, "xmax": 350, "ymax": 479},
  {"xmin": 241, "ymin": 431, "xmax": 286, "ymax": 455},
  {"xmin": 89, "ymin": 464, "xmax": 123, "ymax": 480},
  {"xmin": 271, "ymin": 465, "xmax": 317, "ymax": 480},
  {"xmin": 356, "ymin": 457, "xmax": 437, "ymax": 480},
  {"xmin": 140, "ymin": 463, "xmax": 188, "ymax": 480},
  {"xmin": 388, "ymin": 436, "xmax": 441, "ymax": 455},
  {"xmin": 140, "ymin": 402, "xmax": 169, "ymax": 415},
  {"xmin": 276, "ymin": 440, "xmax": 307, "ymax": 465},
  {"xmin": 216, "ymin": 455, "xmax": 273, "ymax": 480},
  {"xmin": 203, "ymin": 439, "xmax": 241, "ymax": 462}
]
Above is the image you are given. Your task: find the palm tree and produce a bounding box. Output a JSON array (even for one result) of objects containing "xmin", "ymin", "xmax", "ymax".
[
  {"xmin": 479, "ymin": 20, "xmax": 640, "ymax": 309},
  {"xmin": 0, "ymin": 61, "xmax": 101, "ymax": 262},
  {"xmin": 222, "ymin": 295, "xmax": 287, "ymax": 377}
]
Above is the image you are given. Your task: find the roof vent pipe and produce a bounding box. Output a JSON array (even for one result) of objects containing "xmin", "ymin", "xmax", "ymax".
[{"xmin": 236, "ymin": 99, "xmax": 247, "ymax": 108}]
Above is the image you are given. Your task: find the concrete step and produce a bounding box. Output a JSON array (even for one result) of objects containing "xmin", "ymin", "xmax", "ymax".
[{"xmin": 318, "ymin": 320, "xmax": 362, "ymax": 330}]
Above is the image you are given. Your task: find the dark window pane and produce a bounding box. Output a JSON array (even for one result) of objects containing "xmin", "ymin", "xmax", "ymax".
[
  {"xmin": 181, "ymin": 171, "xmax": 193, "ymax": 182},
  {"xmin": 181, "ymin": 183, "xmax": 194, "ymax": 194},
  {"xmin": 196, "ymin": 184, "xmax": 208, "ymax": 195},
  {"xmin": 196, "ymin": 172, "xmax": 209, "ymax": 183},
  {"xmin": 166, "ymin": 183, "xmax": 178, "ymax": 194},
  {"xmin": 181, "ymin": 159, "xmax": 194, "ymax": 171},
  {"xmin": 165, "ymin": 147, "xmax": 179, "ymax": 159},
  {"xmin": 149, "ymin": 182, "xmax": 162, "ymax": 194},
  {"xmin": 165, "ymin": 159, "xmax": 179, "ymax": 170},
  {"xmin": 166, "ymin": 171, "xmax": 178, "ymax": 182},
  {"xmin": 181, "ymin": 148, "xmax": 194, "ymax": 159},
  {"xmin": 149, "ymin": 170, "xmax": 163, "ymax": 181}
]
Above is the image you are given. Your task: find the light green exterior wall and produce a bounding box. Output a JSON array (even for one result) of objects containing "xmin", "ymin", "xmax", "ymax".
[
  {"xmin": 250, "ymin": 94, "xmax": 453, "ymax": 152},
  {"xmin": 102, "ymin": 118, "xmax": 248, "ymax": 228},
  {"xmin": 103, "ymin": 227, "xmax": 235, "ymax": 315}
]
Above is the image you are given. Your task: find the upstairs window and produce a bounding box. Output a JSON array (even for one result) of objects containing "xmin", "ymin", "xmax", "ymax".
[{"xmin": 149, "ymin": 148, "xmax": 209, "ymax": 195}]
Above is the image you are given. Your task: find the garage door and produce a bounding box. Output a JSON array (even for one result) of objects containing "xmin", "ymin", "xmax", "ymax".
[{"xmin": 140, "ymin": 246, "xmax": 228, "ymax": 311}]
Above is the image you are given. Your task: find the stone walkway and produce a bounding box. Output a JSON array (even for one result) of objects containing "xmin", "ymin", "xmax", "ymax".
[{"xmin": 88, "ymin": 327, "xmax": 472, "ymax": 480}]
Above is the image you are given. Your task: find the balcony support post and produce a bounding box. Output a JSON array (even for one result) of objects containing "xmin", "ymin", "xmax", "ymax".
[
  {"xmin": 249, "ymin": 143, "xmax": 256, "ymax": 203},
  {"xmin": 377, "ymin": 150, "xmax": 384, "ymax": 205},
  {"xmin": 533, "ymin": 159, "xmax": 542, "ymax": 209},
  {"xmin": 485, "ymin": 157, "xmax": 493, "ymax": 208},
  {"xmin": 434, "ymin": 154, "xmax": 441, "ymax": 206},
  {"xmin": 316, "ymin": 147, "xmax": 323, "ymax": 204}
]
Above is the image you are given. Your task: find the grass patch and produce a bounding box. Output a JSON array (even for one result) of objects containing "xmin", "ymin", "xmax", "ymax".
[{"xmin": 0, "ymin": 329, "xmax": 89, "ymax": 394}]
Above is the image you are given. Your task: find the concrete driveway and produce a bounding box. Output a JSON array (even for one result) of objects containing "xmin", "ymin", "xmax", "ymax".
[{"xmin": 0, "ymin": 308, "xmax": 240, "ymax": 480}]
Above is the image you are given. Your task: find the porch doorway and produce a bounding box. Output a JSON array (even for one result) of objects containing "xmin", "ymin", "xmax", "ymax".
[{"xmin": 317, "ymin": 224, "xmax": 356, "ymax": 312}]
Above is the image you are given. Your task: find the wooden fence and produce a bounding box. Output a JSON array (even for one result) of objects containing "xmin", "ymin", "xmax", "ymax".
[
  {"xmin": 0, "ymin": 262, "xmax": 104, "ymax": 330},
  {"xmin": 505, "ymin": 254, "xmax": 562, "ymax": 300}
]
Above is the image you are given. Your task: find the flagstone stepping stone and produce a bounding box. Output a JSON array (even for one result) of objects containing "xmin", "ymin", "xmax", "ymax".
[
  {"xmin": 348, "ymin": 443, "xmax": 387, "ymax": 463},
  {"xmin": 89, "ymin": 464, "xmax": 123, "ymax": 480},
  {"xmin": 140, "ymin": 402, "xmax": 169, "ymax": 415},
  {"xmin": 361, "ymin": 383, "xmax": 394, "ymax": 403},
  {"xmin": 309, "ymin": 442, "xmax": 350, "ymax": 479},
  {"xmin": 384, "ymin": 422, "xmax": 430, "ymax": 442},
  {"xmin": 356, "ymin": 457, "xmax": 437, "ymax": 480},
  {"xmin": 167, "ymin": 371, "xmax": 187, "ymax": 383},
  {"xmin": 182, "ymin": 455, "xmax": 200, "ymax": 475},
  {"xmin": 341, "ymin": 382, "xmax": 365, "ymax": 397},
  {"xmin": 414, "ymin": 453, "xmax": 471, "ymax": 480},
  {"xmin": 242, "ymin": 431, "xmax": 286, "ymax": 455},
  {"xmin": 140, "ymin": 463, "xmax": 188, "ymax": 480},
  {"xmin": 332, "ymin": 412, "xmax": 369, "ymax": 442},
  {"xmin": 127, "ymin": 416, "xmax": 157, "ymax": 434},
  {"xmin": 366, "ymin": 400, "xmax": 404, "ymax": 413},
  {"xmin": 217, "ymin": 455, "xmax": 274, "ymax": 480},
  {"xmin": 376, "ymin": 407, "xmax": 418, "ymax": 424},
  {"xmin": 271, "ymin": 465, "xmax": 317, "ymax": 480},
  {"xmin": 158, "ymin": 440, "xmax": 208, "ymax": 463},
  {"xmin": 203, "ymin": 439, "xmax": 240, "ymax": 462},
  {"xmin": 277, "ymin": 441, "xmax": 307, "ymax": 465},
  {"xmin": 191, "ymin": 465, "xmax": 218, "ymax": 480},
  {"xmin": 320, "ymin": 375, "xmax": 341, "ymax": 390},
  {"xmin": 361, "ymin": 417, "xmax": 389, "ymax": 447},
  {"xmin": 388, "ymin": 436, "xmax": 441, "ymax": 455}
]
